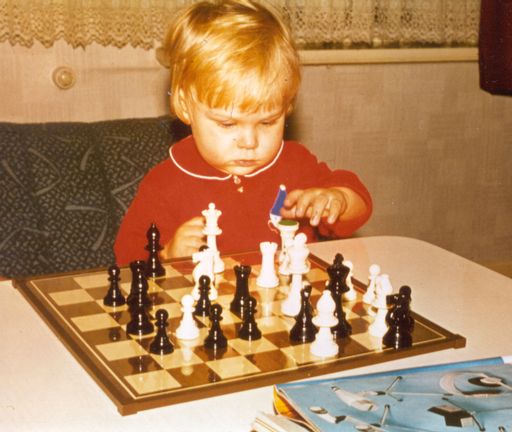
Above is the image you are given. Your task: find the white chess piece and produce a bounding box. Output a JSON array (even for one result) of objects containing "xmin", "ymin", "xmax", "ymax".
[
  {"xmin": 191, "ymin": 247, "xmax": 217, "ymax": 300},
  {"xmin": 202, "ymin": 203, "xmax": 225, "ymax": 273},
  {"xmin": 256, "ymin": 242, "xmax": 279, "ymax": 288},
  {"xmin": 281, "ymin": 234, "xmax": 310, "ymax": 316},
  {"xmin": 287, "ymin": 233, "xmax": 310, "ymax": 274},
  {"xmin": 342, "ymin": 259, "xmax": 357, "ymax": 301},
  {"xmin": 310, "ymin": 290, "xmax": 338, "ymax": 358},
  {"xmin": 281, "ymin": 275, "xmax": 305, "ymax": 317},
  {"xmin": 363, "ymin": 264, "xmax": 381, "ymax": 304},
  {"xmin": 368, "ymin": 274, "xmax": 393, "ymax": 337},
  {"xmin": 277, "ymin": 220, "xmax": 299, "ymax": 275},
  {"xmin": 175, "ymin": 294, "xmax": 200, "ymax": 340}
]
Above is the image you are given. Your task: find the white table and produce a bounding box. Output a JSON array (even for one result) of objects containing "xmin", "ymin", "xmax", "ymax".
[{"xmin": 2, "ymin": 236, "xmax": 511, "ymax": 432}]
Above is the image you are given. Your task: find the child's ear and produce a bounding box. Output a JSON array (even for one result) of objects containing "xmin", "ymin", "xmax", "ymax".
[{"xmin": 177, "ymin": 89, "xmax": 192, "ymax": 125}]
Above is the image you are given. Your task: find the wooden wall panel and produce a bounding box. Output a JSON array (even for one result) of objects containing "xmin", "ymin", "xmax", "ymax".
[{"xmin": 287, "ymin": 63, "xmax": 512, "ymax": 263}]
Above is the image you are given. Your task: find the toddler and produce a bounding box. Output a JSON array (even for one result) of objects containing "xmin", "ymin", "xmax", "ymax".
[{"xmin": 114, "ymin": 0, "xmax": 372, "ymax": 265}]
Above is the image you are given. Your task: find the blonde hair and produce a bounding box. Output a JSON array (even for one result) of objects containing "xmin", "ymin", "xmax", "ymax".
[{"xmin": 159, "ymin": 0, "xmax": 301, "ymax": 121}]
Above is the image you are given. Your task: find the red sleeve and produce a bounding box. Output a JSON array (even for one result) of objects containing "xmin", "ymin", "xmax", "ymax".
[
  {"xmin": 113, "ymin": 161, "xmax": 178, "ymax": 266},
  {"xmin": 287, "ymin": 142, "xmax": 373, "ymax": 238}
]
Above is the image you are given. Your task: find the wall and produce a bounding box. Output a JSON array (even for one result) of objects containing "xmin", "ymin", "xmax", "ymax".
[
  {"xmin": 287, "ymin": 63, "xmax": 512, "ymax": 263},
  {"xmin": 1, "ymin": 41, "xmax": 510, "ymax": 263}
]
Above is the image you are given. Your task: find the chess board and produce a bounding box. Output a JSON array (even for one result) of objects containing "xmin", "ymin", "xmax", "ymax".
[{"xmin": 13, "ymin": 251, "xmax": 466, "ymax": 415}]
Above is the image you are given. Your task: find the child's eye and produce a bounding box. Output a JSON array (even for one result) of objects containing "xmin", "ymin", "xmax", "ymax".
[
  {"xmin": 217, "ymin": 121, "xmax": 236, "ymax": 128},
  {"xmin": 261, "ymin": 119, "xmax": 277, "ymax": 126}
]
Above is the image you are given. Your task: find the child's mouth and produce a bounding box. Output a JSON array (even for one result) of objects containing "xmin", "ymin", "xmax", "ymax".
[{"xmin": 234, "ymin": 160, "xmax": 257, "ymax": 167}]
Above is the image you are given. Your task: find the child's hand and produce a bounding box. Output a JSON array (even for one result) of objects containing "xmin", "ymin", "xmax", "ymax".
[
  {"xmin": 162, "ymin": 216, "xmax": 205, "ymax": 258},
  {"xmin": 281, "ymin": 188, "xmax": 348, "ymax": 226}
]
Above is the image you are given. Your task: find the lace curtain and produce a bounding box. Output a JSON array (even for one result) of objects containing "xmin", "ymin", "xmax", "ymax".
[{"xmin": 0, "ymin": 0, "xmax": 480, "ymax": 50}]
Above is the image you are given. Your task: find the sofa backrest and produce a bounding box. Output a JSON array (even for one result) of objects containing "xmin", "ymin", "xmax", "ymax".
[{"xmin": 0, "ymin": 116, "xmax": 177, "ymax": 278}]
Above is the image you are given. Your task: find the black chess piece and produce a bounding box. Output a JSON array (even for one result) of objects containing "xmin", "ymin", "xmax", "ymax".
[
  {"xmin": 238, "ymin": 296, "xmax": 262, "ymax": 341},
  {"xmin": 126, "ymin": 301, "xmax": 154, "ymax": 336},
  {"xmin": 230, "ymin": 264, "xmax": 251, "ymax": 318},
  {"xmin": 289, "ymin": 284, "xmax": 317, "ymax": 343},
  {"xmin": 149, "ymin": 309, "xmax": 174, "ymax": 355},
  {"xmin": 325, "ymin": 254, "xmax": 352, "ymax": 338},
  {"xmin": 126, "ymin": 262, "xmax": 154, "ymax": 336},
  {"xmin": 383, "ymin": 285, "xmax": 414, "ymax": 349},
  {"xmin": 103, "ymin": 264, "xmax": 126, "ymax": 307},
  {"xmin": 145, "ymin": 223, "xmax": 166, "ymax": 278},
  {"xmin": 398, "ymin": 285, "xmax": 414, "ymax": 333},
  {"xmin": 194, "ymin": 275, "xmax": 212, "ymax": 317},
  {"xmin": 204, "ymin": 303, "xmax": 228, "ymax": 350},
  {"xmin": 127, "ymin": 260, "xmax": 151, "ymax": 308},
  {"xmin": 326, "ymin": 253, "xmax": 350, "ymax": 295}
]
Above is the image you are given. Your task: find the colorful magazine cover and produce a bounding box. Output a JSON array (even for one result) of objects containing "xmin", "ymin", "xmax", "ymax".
[{"xmin": 274, "ymin": 357, "xmax": 512, "ymax": 432}]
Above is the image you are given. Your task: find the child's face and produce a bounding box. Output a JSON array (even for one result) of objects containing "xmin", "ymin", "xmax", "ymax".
[{"xmin": 182, "ymin": 100, "xmax": 286, "ymax": 176}]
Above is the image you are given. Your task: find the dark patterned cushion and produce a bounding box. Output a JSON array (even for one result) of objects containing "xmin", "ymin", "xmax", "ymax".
[
  {"xmin": 24, "ymin": 122, "xmax": 115, "ymax": 274},
  {"xmin": 94, "ymin": 117, "xmax": 173, "ymax": 229},
  {"xmin": 0, "ymin": 125, "xmax": 47, "ymax": 276},
  {"xmin": 0, "ymin": 117, "xmax": 173, "ymax": 278}
]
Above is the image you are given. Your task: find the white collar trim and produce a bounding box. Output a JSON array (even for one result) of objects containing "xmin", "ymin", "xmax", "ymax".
[{"xmin": 169, "ymin": 140, "xmax": 284, "ymax": 181}]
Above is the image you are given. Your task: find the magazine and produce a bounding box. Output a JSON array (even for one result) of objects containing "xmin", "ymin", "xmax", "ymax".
[{"xmin": 269, "ymin": 357, "xmax": 512, "ymax": 432}]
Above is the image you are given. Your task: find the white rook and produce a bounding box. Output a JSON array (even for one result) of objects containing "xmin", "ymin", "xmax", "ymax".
[{"xmin": 256, "ymin": 242, "xmax": 279, "ymax": 288}]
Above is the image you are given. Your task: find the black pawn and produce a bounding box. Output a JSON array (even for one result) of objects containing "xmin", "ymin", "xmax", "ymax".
[
  {"xmin": 383, "ymin": 286, "xmax": 414, "ymax": 349},
  {"xmin": 145, "ymin": 223, "xmax": 165, "ymax": 278},
  {"xmin": 127, "ymin": 260, "xmax": 151, "ymax": 308},
  {"xmin": 238, "ymin": 296, "xmax": 262, "ymax": 341},
  {"xmin": 325, "ymin": 254, "xmax": 352, "ymax": 338},
  {"xmin": 194, "ymin": 275, "xmax": 212, "ymax": 317},
  {"xmin": 289, "ymin": 284, "xmax": 317, "ymax": 343},
  {"xmin": 230, "ymin": 264, "xmax": 252, "ymax": 318},
  {"xmin": 103, "ymin": 264, "xmax": 126, "ymax": 307},
  {"xmin": 204, "ymin": 304, "xmax": 228, "ymax": 350},
  {"xmin": 149, "ymin": 309, "xmax": 174, "ymax": 355}
]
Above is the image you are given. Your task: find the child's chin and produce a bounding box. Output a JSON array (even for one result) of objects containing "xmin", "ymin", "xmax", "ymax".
[{"xmin": 228, "ymin": 166, "xmax": 261, "ymax": 176}]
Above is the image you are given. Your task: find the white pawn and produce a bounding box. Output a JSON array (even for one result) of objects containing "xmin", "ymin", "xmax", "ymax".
[
  {"xmin": 191, "ymin": 247, "xmax": 217, "ymax": 300},
  {"xmin": 368, "ymin": 274, "xmax": 393, "ymax": 337},
  {"xmin": 175, "ymin": 294, "xmax": 200, "ymax": 340},
  {"xmin": 202, "ymin": 203, "xmax": 224, "ymax": 273},
  {"xmin": 257, "ymin": 241, "xmax": 279, "ymax": 288},
  {"xmin": 310, "ymin": 290, "xmax": 338, "ymax": 358},
  {"xmin": 287, "ymin": 233, "xmax": 310, "ymax": 274},
  {"xmin": 280, "ymin": 275, "xmax": 304, "ymax": 317},
  {"xmin": 342, "ymin": 259, "xmax": 357, "ymax": 301},
  {"xmin": 363, "ymin": 264, "xmax": 381, "ymax": 304}
]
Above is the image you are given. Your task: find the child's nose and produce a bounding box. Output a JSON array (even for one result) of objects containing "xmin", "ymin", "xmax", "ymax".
[{"xmin": 237, "ymin": 129, "xmax": 258, "ymax": 149}]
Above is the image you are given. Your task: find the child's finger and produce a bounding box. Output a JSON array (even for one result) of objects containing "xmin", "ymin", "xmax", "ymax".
[
  {"xmin": 184, "ymin": 235, "xmax": 205, "ymax": 251},
  {"xmin": 283, "ymin": 189, "xmax": 303, "ymax": 209},
  {"xmin": 291, "ymin": 190, "xmax": 319, "ymax": 218},
  {"xmin": 326, "ymin": 198, "xmax": 343, "ymax": 224},
  {"xmin": 309, "ymin": 194, "xmax": 331, "ymax": 225},
  {"xmin": 187, "ymin": 216, "xmax": 206, "ymax": 227}
]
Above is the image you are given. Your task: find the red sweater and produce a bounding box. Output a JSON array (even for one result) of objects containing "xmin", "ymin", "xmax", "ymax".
[{"xmin": 114, "ymin": 136, "xmax": 372, "ymax": 265}]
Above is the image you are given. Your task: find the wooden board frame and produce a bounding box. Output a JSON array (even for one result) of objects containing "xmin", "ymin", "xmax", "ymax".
[{"xmin": 13, "ymin": 252, "xmax": 466, "ymax": 415}]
